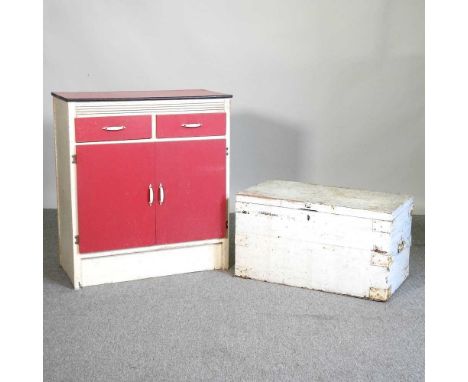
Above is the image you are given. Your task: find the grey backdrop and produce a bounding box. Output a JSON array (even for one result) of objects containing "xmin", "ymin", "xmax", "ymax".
[{"xmin": 44, "ymin": 0, "xmax": 424, "ymax": 213}]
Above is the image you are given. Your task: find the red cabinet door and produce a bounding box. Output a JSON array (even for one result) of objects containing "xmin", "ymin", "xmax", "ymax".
[
  {"xmin": 76, "ymin": 143, "xmax": 156, "ymax": 253},
  {"xmin": 154, "ymin": 140, "xmax": 227, "ymax": 245}
]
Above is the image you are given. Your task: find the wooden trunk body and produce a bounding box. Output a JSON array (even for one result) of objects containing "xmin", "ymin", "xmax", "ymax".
[{"xmin": 234, "ymin": 180, "xmax": 413, "ymax": 301}]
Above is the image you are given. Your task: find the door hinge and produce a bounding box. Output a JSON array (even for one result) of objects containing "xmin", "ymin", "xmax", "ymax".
[
  {"xmin": 74, "ymin": 235, "xmax": 79, "ymax": 245},
  {"xmin": 72, "ymin": 154, "xmax": 77, "ymax": 164},
  {"xmin": 226, "ymin": 147, "xmax": 229, "ymax": 156},
  {"xmin": 226, "ymin": 220, "xmax": 228, "ymax": 229}
]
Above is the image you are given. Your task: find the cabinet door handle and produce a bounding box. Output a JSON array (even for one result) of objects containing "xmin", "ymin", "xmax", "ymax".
[
  {"xmin": 159, "ymin": 183, "xmax": 165, "ymax": 205},
  {"xmin": 102, "ymin": 126, "xmax": 126, "ymax": 131},
  {"xmin": 181, "ymin": 123, "xmax": 202, "ymax": 128},
  {"xmin": 148, "ymin": 184, "xmax": 154, "ymax": 206}
]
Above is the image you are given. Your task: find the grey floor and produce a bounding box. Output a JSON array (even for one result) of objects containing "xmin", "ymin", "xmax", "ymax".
[{"xmin": 44, "ymin": 210, "xmax": 424, "ymax": 382}]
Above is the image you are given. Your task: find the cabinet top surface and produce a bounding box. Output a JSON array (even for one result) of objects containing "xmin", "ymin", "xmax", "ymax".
[
  {"xmin": 237, "ymin": 180, "xmax": 413, "ymax": 218},
  {"xmin": 51, "ymin": 89, "xmax": 232, "ymax": 102}
]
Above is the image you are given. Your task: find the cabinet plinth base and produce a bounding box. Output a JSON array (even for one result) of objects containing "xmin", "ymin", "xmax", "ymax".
[{"xmin": 76, "ymin": 241, "xmax": 228, "ymax": 288}]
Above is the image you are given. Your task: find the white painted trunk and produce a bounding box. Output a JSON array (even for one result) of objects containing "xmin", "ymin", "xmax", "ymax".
[{"xmin": 234, "ymin": 180, "xmax": 413, "ymax": 301}]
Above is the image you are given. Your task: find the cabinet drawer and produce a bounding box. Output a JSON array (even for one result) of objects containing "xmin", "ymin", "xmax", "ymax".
[
  {"xmin": 75, "ymin": 116, "xmax": 152, "ymax": 143},
  {"xmin": 156, "ymin": 113, "xmax": 226, "ymax": 138}
]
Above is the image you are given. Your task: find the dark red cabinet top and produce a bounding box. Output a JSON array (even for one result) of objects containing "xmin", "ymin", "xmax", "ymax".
[{"xmin": 52, "ymin": 89, "xmax": 232, "ymax": 102}]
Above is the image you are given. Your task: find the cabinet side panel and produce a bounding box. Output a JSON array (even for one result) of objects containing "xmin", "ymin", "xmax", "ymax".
[
  {"xmin": 224, "ymin": 99, "xmax": 231, "ymax": 269},
  {"xmin": 53, "ymin": 98, "xmax": 75, "ymax": 285}
]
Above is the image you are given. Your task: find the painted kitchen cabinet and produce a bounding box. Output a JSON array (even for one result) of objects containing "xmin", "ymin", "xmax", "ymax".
[{"xmin": 52, "ymin": 90, "xmax": 232, "ymax": 289}]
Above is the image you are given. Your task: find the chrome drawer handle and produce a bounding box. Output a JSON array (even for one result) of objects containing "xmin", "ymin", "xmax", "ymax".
[
  {"xmin": 159, "ymin": 183, "xmax": 165, "ymax": 205},
  {"xmin": 102, "ymin": 126, "xmax": 126, "ymax": 131},
  {"xmin": 148, "ymin": 184, "xmax": 154, "ymax": 206},
  {"xmin": 181, "ymin": 123, "xmax": 202, "ymax": 128}
]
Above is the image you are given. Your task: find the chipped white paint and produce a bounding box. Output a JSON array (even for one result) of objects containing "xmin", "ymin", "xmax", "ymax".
[
  {"xmin": 235, "ymin": 180, "xmax": 413, "ymax": 301},
  {"xmin": 237, "ymin": 180, "xmax": 413, "ymax": 221}
]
